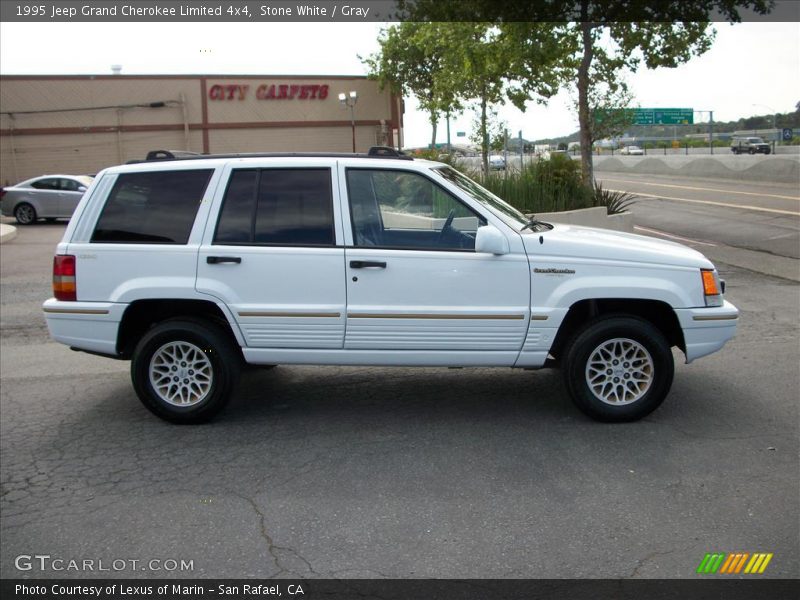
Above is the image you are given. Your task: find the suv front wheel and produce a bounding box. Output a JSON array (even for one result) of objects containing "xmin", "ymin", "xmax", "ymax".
[
  {"xmin": 562, "ymin": 316, "xmax": 674, "ymax": 422},
  {"xmin": 131, "ymin": 319, "xmax": 241, "ymax": 423}
]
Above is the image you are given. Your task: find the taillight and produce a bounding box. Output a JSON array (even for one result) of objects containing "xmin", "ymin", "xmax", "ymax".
[{"xmin": 53, "ymin": 255, "xmax": 76, "ymax": 301}]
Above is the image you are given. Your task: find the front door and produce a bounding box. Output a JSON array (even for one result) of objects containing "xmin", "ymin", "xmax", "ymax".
[
  {"xmin": 341, "ymin": 167, "xmax": 530, "ymax": 365},
  {"xmin": 197, "ymin": 163, "xmax": 346, "ymax": 349}
]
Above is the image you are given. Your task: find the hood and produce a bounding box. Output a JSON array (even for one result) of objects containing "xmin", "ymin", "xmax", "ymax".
[{"xmin": 525, "ymin": 223, "xmax": 714, "ymax": 269}]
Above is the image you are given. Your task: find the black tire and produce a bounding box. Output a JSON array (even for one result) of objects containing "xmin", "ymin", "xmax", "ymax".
[
  {"xmin": 748, "ymin": 147, "xmax": 756, "ymax": 155},
  {"xmin": 14, "ymin": 203, "xmax": 37, "ymax": 225},
  {"xmin": 131, "ymin": 319, "xmax": 241, "ymax": 424},
  {"xmin": 764, "ymin": 148, "xmax": 771, "ymax": 155},
  {"xmin": 562, "ymin": 316, "xmax": 674, "ymax": 422}
]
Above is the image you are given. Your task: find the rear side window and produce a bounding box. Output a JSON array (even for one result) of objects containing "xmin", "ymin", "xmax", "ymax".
[
  {"xmin": 92, "ymin": 170, "xmax": 212, "ymax": 244},
  {"xmin": 214, "ymin": 168, "xmax": 334, "ymax": 246},
  {"xmin": 31, "ymin": 178, "xmax": 60, "ymax": 190},
  {"xmin": 59, "ymin": 178, "xmax": 81, "ymax": 192}
]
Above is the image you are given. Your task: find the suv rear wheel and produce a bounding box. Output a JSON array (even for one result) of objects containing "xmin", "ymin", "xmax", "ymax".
[
  {"xmin": 131, "ymin": 319, "xmax": 241, "ymax": 423},
  {"xmin": 562, "ymin": 316, "xmax": 674, "ymax": 422}
]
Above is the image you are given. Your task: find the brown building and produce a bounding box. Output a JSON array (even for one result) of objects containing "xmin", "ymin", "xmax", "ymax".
[{"xmin": 0, "ymin": 74, "xmax": 403, "ymax": 184}]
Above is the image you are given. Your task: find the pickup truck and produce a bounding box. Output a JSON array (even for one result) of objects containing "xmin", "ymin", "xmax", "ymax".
[{"xmin": 730, "ymin": 137, "xmax": 771, "ymax": 154}]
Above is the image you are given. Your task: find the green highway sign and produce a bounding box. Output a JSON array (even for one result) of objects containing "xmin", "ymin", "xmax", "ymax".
[{"xmin": 633, "ymin": 108, "xmax": 694, "ymax": 125}]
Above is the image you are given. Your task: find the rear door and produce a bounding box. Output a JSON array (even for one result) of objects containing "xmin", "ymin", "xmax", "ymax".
[{"xmin": 196, "ymin": 160, "xmax": 346, "ymax": 349}]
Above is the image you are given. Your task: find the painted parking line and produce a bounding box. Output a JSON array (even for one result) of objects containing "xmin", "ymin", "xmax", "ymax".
[
  {"xmin": 606, "ymin": 189, "xmax": 800, "ymax": 216},
  {"xmin": 634, "ymin": 225, "xmax": 717, "ymax": 247},
  {"xmin": 600, "ymin": 177, "xmax": 800, "ymax": 201}
]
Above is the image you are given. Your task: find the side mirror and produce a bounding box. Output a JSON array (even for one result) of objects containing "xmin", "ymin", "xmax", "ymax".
[
  {"xmin": 475, "ymin": 224, "xmax": 509, "ymax": 255},
  {"xmin": 78, "ymin": 187, "xmax": 87, "ymax": 193}
]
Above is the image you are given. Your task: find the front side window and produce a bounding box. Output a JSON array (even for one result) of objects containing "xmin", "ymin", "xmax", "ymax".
[
  {"xmin": 92, "ymin": 169, "xmax": 212, "ymax": 244},
  {"xmin": 346, "ymin": 169, "xmax": 483, "ymax": 251},
  {"xmin": 433, "ymin": 166, "xmax": 529, "ymax": 231},
  {"xmin": 214, "ymin": 168, "xmax": 334, "ymax": 246}
]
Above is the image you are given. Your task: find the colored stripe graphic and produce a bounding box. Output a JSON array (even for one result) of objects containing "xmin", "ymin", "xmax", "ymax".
[
  {"xmin": 697, "ymin": 553, "xmax": 726, "ymax": 573},
  {"xmin": 698, "ymin": 552, "xmax": 773, "ymax": 575}
]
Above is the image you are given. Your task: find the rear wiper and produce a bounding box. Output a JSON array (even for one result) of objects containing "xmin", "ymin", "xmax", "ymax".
[{"xmin": 521, "ymin": 216, "xmax": 553, "ymax": 232}]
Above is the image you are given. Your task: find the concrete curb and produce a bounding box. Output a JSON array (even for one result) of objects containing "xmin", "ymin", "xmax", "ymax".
[{"xmin": 0, "ymin": 224, "xmax": 17, "ymax": 244}]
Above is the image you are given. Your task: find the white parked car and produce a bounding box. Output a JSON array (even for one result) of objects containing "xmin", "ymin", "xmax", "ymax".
[
  {"xmin": 620, "ymin": 146, "xmax": 644, "ymax": 156},
  {"xmin": 1, "ymin": 175, "xmax": 94, "ymax": 224},
  {"xmin": 43, "ymin": 147, "xmax": 738, "ymax": 424},
  {"xmin": 489, "ymin": 155, "xmax": 506, "ymax": 170}
]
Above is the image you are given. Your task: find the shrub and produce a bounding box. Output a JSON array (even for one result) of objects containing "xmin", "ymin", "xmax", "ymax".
[
  {"xmin": 474, "ymin": 155, "xmax": 593, "ymax": 214},
  {"xmin": 592, "ymin": 183, "xmax": 637, "ymax": 214}
]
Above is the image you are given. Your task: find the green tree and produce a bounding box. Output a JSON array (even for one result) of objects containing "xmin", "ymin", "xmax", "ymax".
[
  {"xmin": 470, "ymin": 105, "xmax": 509, "ymax": 153},
  {"xmin": 583, "ymin": 83, "xmax": 636, "ymax": 150},
  {"xmin": 397, "ymin": 0, "xmax": 774, "ymax": 185},
  {"xmin": 362, "ymin": 23, "xmax": 461, "ymax": 148},
  {"xmin": 366, "ymin": 21, "xmax": 572, "ymax": 174}
]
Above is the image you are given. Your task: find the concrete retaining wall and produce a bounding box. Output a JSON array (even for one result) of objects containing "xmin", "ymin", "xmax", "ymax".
[
  {"xmin": 593, "ymin": 154, "xmax": 800, "ymax": 184},
  {"xmin": 533, "ymin": 206, "xmax": 634, "ymax": 233}
]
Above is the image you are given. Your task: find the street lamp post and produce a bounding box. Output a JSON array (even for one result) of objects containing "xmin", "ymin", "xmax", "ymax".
[{"xmin": 339, "ymin": 90, "xmax": 358, "ymax": 152}]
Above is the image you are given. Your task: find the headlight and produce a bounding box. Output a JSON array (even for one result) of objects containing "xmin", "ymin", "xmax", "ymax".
[{"xmin": 701, "ymin": 269, "xmax": 723, "ymax": 307}]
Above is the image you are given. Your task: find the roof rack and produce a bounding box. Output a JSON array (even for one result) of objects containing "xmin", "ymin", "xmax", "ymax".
[{"xmin": 127, "ymin": 146, "xmax": 413, "ymax": 164}]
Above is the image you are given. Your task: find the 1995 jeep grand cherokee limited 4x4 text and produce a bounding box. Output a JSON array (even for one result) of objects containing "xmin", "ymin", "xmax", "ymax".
[{"xmin": 43, "ymin": 148, "xmax": 738, "ymax": 424}]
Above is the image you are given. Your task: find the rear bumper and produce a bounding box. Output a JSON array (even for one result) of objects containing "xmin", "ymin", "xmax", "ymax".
[
  {"xmin": 674, "ymin": 300, "xmax": 739, "ymax": 363},
  {"xmin": 43, "ymin": 298, "xmax": 126, "ymax": 357}
]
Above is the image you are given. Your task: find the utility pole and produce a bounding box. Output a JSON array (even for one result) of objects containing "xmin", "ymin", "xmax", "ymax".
[{"xmin": 709, "ymin": 110, "xmax": 714, "ymax": 155}]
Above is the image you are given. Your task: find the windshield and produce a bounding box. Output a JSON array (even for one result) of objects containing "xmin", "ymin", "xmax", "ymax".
[{"xmin": 432, "ymin": 166, "xmax": 529, "ymax": 230}]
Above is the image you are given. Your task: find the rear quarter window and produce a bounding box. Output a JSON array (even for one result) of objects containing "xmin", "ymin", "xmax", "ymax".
[{"xmin": 91, "ymin": 170, "xmax": 213, "ymax": 244}]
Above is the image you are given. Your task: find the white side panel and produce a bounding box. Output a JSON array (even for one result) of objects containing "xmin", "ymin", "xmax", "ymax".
[
  {"xmin": 69, "ymin": 244, "xmax": 201, "ymax": 302},
  {"xmin": 197, "ymin": 246, "xmax": 347, "ymax": 349},
  {"xmin": 346, "ymin": 319, "xmax": 526, "ymax": 351},
  {"xmin": 344, "ymin": 249, "xmax": 530, "ymax": 353},
  {"xmin": 243, "ymin": 348, "xmax": 519, "ymax": 367}
]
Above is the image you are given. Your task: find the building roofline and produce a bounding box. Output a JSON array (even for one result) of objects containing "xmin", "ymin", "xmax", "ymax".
[{"xmin": 0, "ymin": 74, "xmax": 373, "ymax": 81}]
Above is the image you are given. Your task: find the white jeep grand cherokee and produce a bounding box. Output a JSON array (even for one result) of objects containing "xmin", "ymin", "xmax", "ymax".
[{"xmin": 43, "ymin": 148, "xmax": 738, "ymax": 424}]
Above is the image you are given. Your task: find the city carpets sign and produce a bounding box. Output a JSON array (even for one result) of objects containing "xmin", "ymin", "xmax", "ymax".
[{"xmin": 208, "ymin": 83, "xmax": 330, "ymax": 101}]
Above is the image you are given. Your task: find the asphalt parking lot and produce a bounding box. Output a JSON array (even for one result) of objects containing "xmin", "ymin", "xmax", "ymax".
[{"xmin": 0, "ymin": 221, "xmax": 798, "ymax": 580}]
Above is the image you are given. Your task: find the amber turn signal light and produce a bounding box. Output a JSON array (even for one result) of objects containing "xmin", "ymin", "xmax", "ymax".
[{"xmin": 701, "ymin": 269, "xmax": 719, "ymax": 296}]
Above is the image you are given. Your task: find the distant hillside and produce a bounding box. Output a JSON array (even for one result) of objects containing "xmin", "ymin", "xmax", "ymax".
[{"xmin": 534, "ymin": 109, "xmax": 800, "ymax": 145}]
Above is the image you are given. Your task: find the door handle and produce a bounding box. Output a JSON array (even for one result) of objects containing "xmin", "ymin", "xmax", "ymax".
[
  {"xmin": 350, "ymin": 260, "xmax": 387, "ymax": 269},
  {"xmin": 207, "ymin": 256, "xmax": 242, "ymax": 264}
]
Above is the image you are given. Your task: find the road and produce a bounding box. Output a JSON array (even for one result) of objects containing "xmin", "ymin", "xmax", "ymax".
[
  {"xmin": 595, "ymin": 171, "xmax": 800, "ymax": 280},
  {"xmin": 1, "ymin": 217, "xmax": 798, "ymax": 581}
]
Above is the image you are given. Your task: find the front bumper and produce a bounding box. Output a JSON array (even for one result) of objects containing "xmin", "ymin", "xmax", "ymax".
[{"xmin": 674, "ymin": 300, "xmax": 739, "ymax": 363}]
